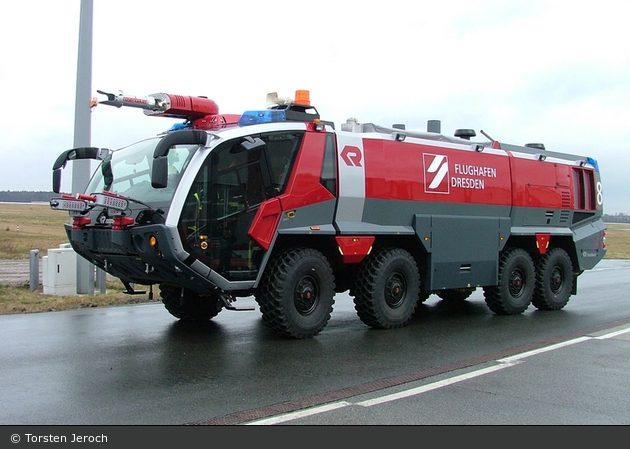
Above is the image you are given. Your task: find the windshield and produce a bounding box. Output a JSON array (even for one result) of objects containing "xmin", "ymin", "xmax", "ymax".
[{"xmin": 85, "ymin": 137, "xmax": 198, "ymax": 205}]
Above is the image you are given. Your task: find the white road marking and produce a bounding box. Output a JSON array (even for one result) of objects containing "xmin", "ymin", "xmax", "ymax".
[
  {"xmin": 497, "ymin": 337, "xmax": 591, "ymax": 364},
  {"xmin": 355, "ymin": 362, "xmax": 517, "ymax": 408},
  {"xmin": 245, "ymin": 401, "xmax": 352, "ymax": 425},
  {"xmin": 594, "ymin": 327, "xmax": 630, "ymax": 339},
  {"xmin": 244, "ymin": 325, "xmax": 630, "ymax": 424}
]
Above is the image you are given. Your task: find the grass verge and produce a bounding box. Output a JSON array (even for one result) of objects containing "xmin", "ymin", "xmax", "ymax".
[{"xmin": 0, "ymin": 283, "xmax": 159, "ymax": 315}]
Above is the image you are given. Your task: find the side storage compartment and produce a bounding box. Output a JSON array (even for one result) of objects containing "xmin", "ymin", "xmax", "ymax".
[{"xmin": 413, "ymin": 214, "xmax": 510, "ymax": 290}]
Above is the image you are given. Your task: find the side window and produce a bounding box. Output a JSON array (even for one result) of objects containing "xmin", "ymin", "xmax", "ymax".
[
  {"xmin": 165, "ymin": 145, "xmax": 195, "ymax": 189},
  {"xmin": 261, "ymin": 131, "xmax": 304, "ymax": 194},
  {"xmin": 167, "ymin": 146, "xmax": 193, "ymax": 176},
  {"xmin": 320, "ymin": 133, "xmax": 337, "ymax": 196},
  {"xmin": 211, "ymin": 139, "xmax": 265, "ymax": 213}
]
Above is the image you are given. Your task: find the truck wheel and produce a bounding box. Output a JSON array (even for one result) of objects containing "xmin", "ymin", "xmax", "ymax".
[
  {"xmin": 160, "ymin": 284, "xmax": 223, "ymax": 321},
  {"xmin": 257, "ymin": 248, "xmax": 335, "ymax": 339},
  {"xmin": 533, "ymin": 248, "xmax": 574, "ymax": 310},
  {"xmin": 483, "ymin": 248, "xmax": 535, "ymax": 315},
  {"xmin": 353, "ymin": 247, "xmax": 420, "ymax": 329},
  {"xmin": 436, "ymin": 287, "xmax": 476, "ymax": 302}
]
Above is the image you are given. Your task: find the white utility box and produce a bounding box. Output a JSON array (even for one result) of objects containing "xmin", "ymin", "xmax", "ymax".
[{"xmin": 42, "ymin": 245, "xmax": 77, "ymax": 296}]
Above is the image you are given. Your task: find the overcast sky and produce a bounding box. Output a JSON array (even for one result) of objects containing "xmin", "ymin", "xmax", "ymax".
[{"xmin": 1, "ymin": 0, "xmax": 629, "ymax": 214}]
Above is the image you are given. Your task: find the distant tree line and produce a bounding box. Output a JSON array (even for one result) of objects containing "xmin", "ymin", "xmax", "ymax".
[
  {"xmin": 603, "ymin": 213, "xmax": 630, "ymax": 223},
  {"xmin": 0, "ymin": 191, "xmax": 64, "ymax": 203}
]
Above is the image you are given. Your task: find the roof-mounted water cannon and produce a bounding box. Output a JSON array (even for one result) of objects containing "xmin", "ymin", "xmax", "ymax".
[
  {"xmin": 97, "ymin": 90, "xmax": 172, "ymax": 113},
  {"xmin": 96, "ymin": 89, "xmax": 240, "ymax": 130}
]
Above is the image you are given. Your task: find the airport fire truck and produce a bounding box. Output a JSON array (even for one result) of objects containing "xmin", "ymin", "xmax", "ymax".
[{"xmin": 50, "ymin": 89, "xmax": 607, "ymax": 338}]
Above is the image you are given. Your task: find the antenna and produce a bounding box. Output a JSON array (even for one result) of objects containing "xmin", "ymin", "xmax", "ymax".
[{"xmin": 480, "ymin": 129, "xmax": 495, "ymax": 142}]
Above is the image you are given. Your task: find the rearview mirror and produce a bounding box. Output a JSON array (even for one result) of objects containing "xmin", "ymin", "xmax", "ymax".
[
  {"xmin": 151, "ymin": 156, "xmax": 169, "ymax": 189},
  {"xmin": 152, "ymin": 130, "xmax": 207, "ymax": 189}
]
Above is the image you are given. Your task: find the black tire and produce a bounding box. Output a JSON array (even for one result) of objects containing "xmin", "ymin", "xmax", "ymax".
[
  {"xmin": 483, "ymin": 248, "xmax": 535, "ymax": 315},
  {"xmin": 160, "ymin": 284, "xmax": 223, "ymax": 321},
  {"xmin": 257, "ymin": 248, "xmax": 335, "ymax": 339},
  {"xmin": 436, "ymin": 287, "xmax": 476, "ymax": 302},
  {"xmin": 353, "ymin": 247, "xmax": 420, "ymax": 329},
  {"xmin": 532, "ymin": 248, "xmax": 574, "ymax": 310}
]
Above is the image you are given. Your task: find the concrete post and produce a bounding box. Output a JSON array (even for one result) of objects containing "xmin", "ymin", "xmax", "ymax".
[
  {"xmin": 29, "ymin": 249, "xmax": 39, "ymax": 291},
  {"xmin": 97, "ymin": 268, "xmax": 107, "ymax": 294}
]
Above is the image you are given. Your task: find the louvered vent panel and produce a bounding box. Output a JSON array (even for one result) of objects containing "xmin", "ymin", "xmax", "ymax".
[{"xmin": 561, "ymin": 189, "xmax": 572, "ymax": 209}]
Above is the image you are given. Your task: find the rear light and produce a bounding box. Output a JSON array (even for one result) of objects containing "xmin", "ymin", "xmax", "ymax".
[{"xmin": 602, "ymin": 230, "xmax": 607, "ymax": 249}]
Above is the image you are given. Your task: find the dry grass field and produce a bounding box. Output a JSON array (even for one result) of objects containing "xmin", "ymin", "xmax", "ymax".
[
  {"xmin": 0, "ymin": 202, "xmax": 628, "ymax": 315},
  {"xmin": 603, "ymin": 222, "xmax": 630, "ymax": 259},
  {"xmin": 0, "ymin": 202, "xmax": 70, "ymax": 259},
  {"xmin": 0, "ymin": 202, "xmax": 156, "ymax": 314}
]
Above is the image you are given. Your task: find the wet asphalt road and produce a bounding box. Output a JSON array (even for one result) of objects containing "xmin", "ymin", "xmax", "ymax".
[{"xmin": 1, "ymin": 260, "xmax": 629, "ymax": 425}]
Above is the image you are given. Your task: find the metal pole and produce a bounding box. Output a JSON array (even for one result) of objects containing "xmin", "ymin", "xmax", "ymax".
[
  {"xmin": 73, "ymin": 0, "xmax": 94, "ymax": 295},
  {"xmin": 97, "ymin": 268, "xmax": 107, "ymax": 294},
  {"xmin": 29, "ymin": 249, "xmax": 39, "ymax": 291}
]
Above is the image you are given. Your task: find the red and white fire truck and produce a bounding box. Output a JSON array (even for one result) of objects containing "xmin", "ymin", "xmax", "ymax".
[{"xmin": 50, "ymin": 89, "xmax": 607, "ymax": 338}]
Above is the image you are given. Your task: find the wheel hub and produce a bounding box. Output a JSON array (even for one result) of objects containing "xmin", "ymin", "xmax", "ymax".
[
  {"xmin": 385, "ymin": 273, "xmax": 406, "ymax": 308},
  {"xmin": 550, "ymin": 267, "xmax": 563, "ymax": 293},
  {"xmin": 509, "ymin": 269, "xmax": 525, "ymax": 297},
  {"xmin": 294, "ymin": 276, "xmax": 318, "ymax": 315}
]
